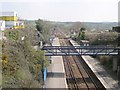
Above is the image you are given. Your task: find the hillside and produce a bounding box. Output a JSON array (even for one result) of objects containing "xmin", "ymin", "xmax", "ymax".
[
  {"xmin": 2, "ymin": 20, "xmax": 49, "ymax": 88},
  {"xmin": 49, "ymin": 21, "xmax": 118, "ymax": 32},
  {"xmin": 83, "ymin": 22, "xmax": 118, "ymax": 31}
]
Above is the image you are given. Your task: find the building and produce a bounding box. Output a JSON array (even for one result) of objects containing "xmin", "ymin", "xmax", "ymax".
[
  {"xmin": 0, "ymin": 11, "xmax": 24, "ymax": 29},
  {"xmin": 0, "ymin": 20, "xmax": 5, "ymax": 31},
  {"xmin": 80, "ymin": 40, "xmax": 89, "ymax": 46},
  {"xmin": 0, "ymin": 20, "xmax": 5, "ymax": 40},
  {"xmin": 119, "ymin": 1, "xmax": 120, "ymax": 26}
]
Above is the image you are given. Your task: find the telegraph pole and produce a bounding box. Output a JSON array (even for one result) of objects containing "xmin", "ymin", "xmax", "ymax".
[
  {"xmin": 112, "ymin": 3, "xmax": 120, "ymax": 84},
  {"xmin": 112, "ymin": 26, "xmax": 120, "ymax": 85},
  {"xmin": 117, "ymin": 27, "xmax": 120, "ymax": 85}
]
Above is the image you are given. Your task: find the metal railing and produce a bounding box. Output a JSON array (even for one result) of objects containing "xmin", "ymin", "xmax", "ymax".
[{"xmin": 42, "ymin": 46, "xmax": 119, "ymax": 56}]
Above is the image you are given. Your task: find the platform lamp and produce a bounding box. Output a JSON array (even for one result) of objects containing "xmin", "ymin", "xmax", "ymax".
[{"xmin": 37, "ymin": 32, "xmax": 40, "ymax": 47}]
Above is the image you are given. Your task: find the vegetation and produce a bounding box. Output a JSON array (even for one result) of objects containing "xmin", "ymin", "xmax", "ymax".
[
  {"xmin": 2, "ymin": 20, "xmax": 48, "ymax": 88},
  {"xmin": 96, "ymin": 56, "xmax": 113, "ymax": 69},
  {"xmin": 77, "ymin": 28, "xmax": 85, "ymax": 40},
  {"xmin": 6, "ymin": 30, "xmax": 19, "ymax": 40},
  {"xmin": 35, "ymin": 19, "xmax": 52, "ymax": 44},
  {"xmin": 35, "ymin": 19, "xmax": 43, "ymax": 33},
  {"xmin": 1, "ymin": 19, "xmax": 119, "ymax": 88},
  {"xmin": 85, "ymin": 31, "xmax": 118, "ymax": 45}
]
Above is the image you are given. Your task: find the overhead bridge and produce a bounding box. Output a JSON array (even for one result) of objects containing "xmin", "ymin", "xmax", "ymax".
[{"xmin": 42, "ymin": 46, "xmax": 120, "ymax": 56}]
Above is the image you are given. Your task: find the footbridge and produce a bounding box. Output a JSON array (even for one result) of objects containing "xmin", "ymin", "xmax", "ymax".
[{"xmin": 42, "ymin": 46, "xmax": 120, "ymax": 56}]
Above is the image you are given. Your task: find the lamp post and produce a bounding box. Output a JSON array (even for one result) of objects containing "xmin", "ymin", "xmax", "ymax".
[
  {"xmin": 37, "ymin": 32, "xmax": 40, "ymax": 47},
  {"xmin": 41, "ymin": 59, "xmax": 47, "ymax": 89}
]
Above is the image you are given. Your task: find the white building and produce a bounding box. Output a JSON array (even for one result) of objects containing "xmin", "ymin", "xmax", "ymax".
[
  {"xmin": 0, "ymin": 20, "xmax": 5, "ymax": 31},
  {"xmin": 0, "ymin": 20, "xmax": 5, "ymax": 40},
  {"xmin": 0, "ymin": 11, "xmax": 17, "ymax": 17},
  {"xmin": 80, "ymin": 40, "xmax": 89, "ymax": 46}
]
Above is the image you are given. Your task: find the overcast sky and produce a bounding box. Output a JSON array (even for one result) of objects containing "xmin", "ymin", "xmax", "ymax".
[{"xmin": 0, "ymin": 0, "xmax": 120, "ymax": 22}]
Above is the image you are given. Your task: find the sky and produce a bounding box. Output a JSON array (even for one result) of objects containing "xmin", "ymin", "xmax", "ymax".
[{"xmin": 0, "ymin": 0, "xmax": 120, "ymax": 22}]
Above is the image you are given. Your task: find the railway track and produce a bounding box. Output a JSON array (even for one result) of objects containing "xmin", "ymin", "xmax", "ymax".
[{"xmin": 60, "ymin": 38, "xmax": 106, "ymax": 90}]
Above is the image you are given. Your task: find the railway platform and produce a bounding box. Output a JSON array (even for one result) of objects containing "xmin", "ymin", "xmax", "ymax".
[
  {"xmin": 46, "ymin": 38, "xmax": 67, "ymax": 88},
  {"xmin": 70, "ymin": 39, "xmax": 119, "ymax": 90}
]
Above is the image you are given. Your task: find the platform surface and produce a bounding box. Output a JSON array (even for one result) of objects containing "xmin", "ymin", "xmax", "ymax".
[
  {"xmin": 46, "ymin": 38, "xmax": 67, "ymax": 88},
  {"xmin": 70, "ymin": 39, "xmax": 119, "ymax": 90}
]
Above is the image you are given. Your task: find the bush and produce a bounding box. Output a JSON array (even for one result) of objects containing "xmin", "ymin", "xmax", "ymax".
[{"xmin": 5, "ymin": 30, "xmax": 19, "ymax": 41}]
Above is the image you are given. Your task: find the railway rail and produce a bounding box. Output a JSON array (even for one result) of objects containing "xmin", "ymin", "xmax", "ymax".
[{"xmin": 60, "ymin": 39, "xmax": 106, "ymax": 90}]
